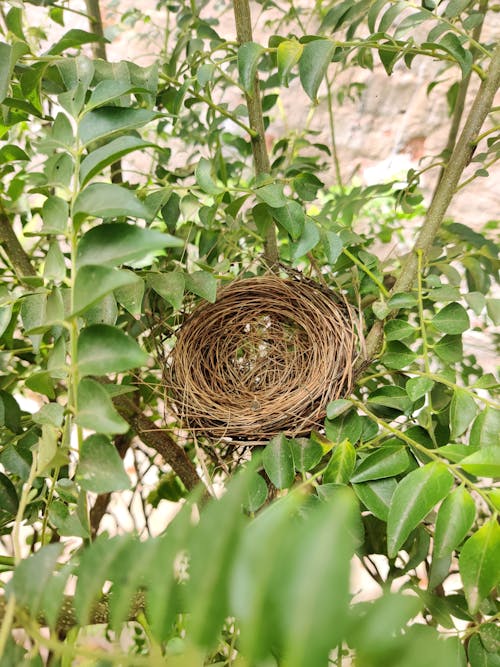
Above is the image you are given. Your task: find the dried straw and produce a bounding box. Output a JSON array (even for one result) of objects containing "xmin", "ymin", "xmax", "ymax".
[{"xmin": 168, "ymin": 274, "xmax": 357, "ymax": 443}]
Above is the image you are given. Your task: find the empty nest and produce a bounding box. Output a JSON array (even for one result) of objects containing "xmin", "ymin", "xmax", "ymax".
[{"xmin": 168, "ymin": 274, "xmax": 357, "ymax": 443}]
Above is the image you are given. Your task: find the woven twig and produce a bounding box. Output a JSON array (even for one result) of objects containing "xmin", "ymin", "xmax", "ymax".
[{"xmin": 168, "ymin": 274, "xmax": 357, "ymax": 443}]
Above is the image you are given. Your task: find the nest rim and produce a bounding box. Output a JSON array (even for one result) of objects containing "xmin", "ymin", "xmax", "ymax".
[{"xmin": 167, "ymin": 273, "xmax": 358, "ymax": 444}]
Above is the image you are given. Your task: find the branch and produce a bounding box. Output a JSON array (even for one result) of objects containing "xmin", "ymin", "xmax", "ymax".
[
  {"xmin": 111, "ymin": 390, "xmax": 207, "ymax": 496},
  {"xmin": 363, "ymin": 41, "xmax": 500, "ymax": 361},
  {"xmin": 233, "ymin": 0, "xmax": 279, "ymax": 267},
  {"xmin": 84, "ymin": 0, "xmax": 107, "ymax": 60},
  {"xmin": 0, "ymin": 593, "xmax": 145, "ymax": 635},
  {"xmin": 434, "ymin": 0, "xmax": 488, "ymax": 189},
  {"xmin": 0, "ymin": 210, "xmax": 36, "ymax": 281}
]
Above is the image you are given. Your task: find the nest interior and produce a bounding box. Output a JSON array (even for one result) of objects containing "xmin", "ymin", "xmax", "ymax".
[{"xmin": 168, "ymin": 274, "xmax": 357, "ymax": 443}]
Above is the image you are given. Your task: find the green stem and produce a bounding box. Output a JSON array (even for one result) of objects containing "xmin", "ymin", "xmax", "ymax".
[
  {"xmin": 362, "ymin": 40, "xmax": 500, "ymax": 361},
  {"xmin": 351, "ymin": 399, "xmax": 496, "ymax": 511},
  {"xmin": 342, "ymin": 247, "xmax": 390, "ymax": 297},
  {"xmin": 326, "ymin": 74, "xmax": 344, "ymax": 191},
  {"xmin": 160, "ymin": 74, "xmax": 256, "ymax": 137}
]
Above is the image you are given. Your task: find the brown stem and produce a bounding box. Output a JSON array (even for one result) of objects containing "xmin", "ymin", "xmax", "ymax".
[
  {"xmin": 84, "ymin": 0, "xmax": 107, "ymax": 60},
  {"xmin": 233, "ymin": 0, "xmax": 279, "ymax": 267},
  {"xmin": 434, "ymin": 0, "xmax": 488, "ymax": 189},
  {"xmin": 0, "ymin": 210, "xmax": 36, "ymax": 281},
  {"xmin": 363, "ymin": 41, "xmax": 500, "ymax": 362},
  {"xmin": 0, "ymin": 593, "xmax": 145, "ymax": 634},
  {"xmin": 110, "ymin": 390, "xmax": 206, "ymax": 496}
]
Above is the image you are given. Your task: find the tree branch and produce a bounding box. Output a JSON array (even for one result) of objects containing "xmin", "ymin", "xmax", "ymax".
[
  {"xmin": 0, "ymin": 210, "xmax": 36, "ymax": 281},
  {"xmin": 111, "ymin": 390, "xmax": 206, "ymax": 496},
  {"xmin": 363, "ymin": 41, "xmax": 500, "ymax": 361},
  {"xmin": 0, "ymin": 594, "xmax": 145, "ymax": 634},
  {"xmin": 84, "ymin": 0, "xmax": 107, "ymax": 60},
  {"xmin": 233, "ymin": 0, "xmax": 279, "ymax": 267},
  {"xmin": 434, "ymin": 0, "xmax": 488, "ymax": 189}
]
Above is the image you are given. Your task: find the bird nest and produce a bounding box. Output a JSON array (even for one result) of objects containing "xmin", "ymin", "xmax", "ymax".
[{"xmin": 168, "ymin": 274, "xmax": 357, "ymax": 443}]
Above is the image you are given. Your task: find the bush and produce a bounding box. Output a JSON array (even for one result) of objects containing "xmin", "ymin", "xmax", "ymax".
[{"xmin": 0, "ymin": 1, "xmax": 498, "ymax": 665}]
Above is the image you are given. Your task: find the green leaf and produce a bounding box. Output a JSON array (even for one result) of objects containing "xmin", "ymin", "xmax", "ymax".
[
  {"xmin": 325, "ymin": 411, "xmax": 363, "ymax": 445},
  {"xmin": 298, "ymin": 39, "xmax": 335, "ymax": 101},
  {"xmin": 434, "ymin": 334, "xmax": 463, "ymax": 363},
  {"xmin": 75, "ymin": 535, "xmax": 131, "ymax": 624},
  {"xmin": 486, "ymin": 298, "xmax": 500, "ymax": 326},
  {"xmin": 468, "ymin": 634, "xmax": 500, "ymax": 667},
  {"xmin": 460, "ymin": 447, "xmax": 500, "ymax": 478},
  {"xmin": 406, "ymin": 377, "xmax": 434, "ymax": 401},
  {"xmin": 237, "ymin": 42, "xmax": 264, "ymax": 95},
  {"xmin": 72, "ymin": 183, "xmax": 150, "ymax": 226},
  {"xmin": 0, "ymin": 42, "xmax": 12, "ymax": 104},
  {"xmin": 290, "ymin": 438, "xmax": 323, "ymax": 472},
  {"xmin": 195, "ymin": 157, "xmax": 225, "ymax": 195},
  {"xmin": 280, "ymin": 489, "xmax": 357, "ymax": 667},
  {"xmin": 72, "ymin": 265, "xmax": 137, "ymax": 315},
  {"xmin": 459, "ymin": 520, "xmax": 500, "ymax": 614},
  {"xmin": 185, "ymin": 270, "xmax": 217, "ymax": 303},
  {"xmin": 367, "ymin": 386, "xmax": 412, "ymax": 413},
  {"xmin": 76, "ymin": 222, "xmax": 182, "ymax": 268},
  {"xmin": 77, "ymin": 324, "xmax": 149, "ymax": 375},
  {"xmin": 12, "ymin": 544, "xmax": 63, "ymax": 617},
  {"xmin": 430, "ymin": 486, "xmax": 475, "ymax": 588},
  {"xmin": 115, "ymin": 272, "xmax": 145, "ymax": 316},
  {"xmin": 262, "ymin": 434, "xmax": 295, "ymax": 489},
  {"xmin": 387, "ymin": 462, "xmax": 454, "ymax": 558},
  {"xmin": 323, "ymin": 231, "xmax": 344, "ymax": 264},
  {"xmin": 450, "ymin": 388, "xmax": 477, "ymax": 439},
  {"xmin": 432, "ymin": 302, "xmax": 470, "ymax": 334},
  {"xmin": 351, "ymin": 443, "xmax": 411, "ymax": 483},
  {"xmin": 48, "ymin": 29, "xmax": 106, "ymax": 55},
  {"xmin": 43, "ymin": 242, "xmax": 66, "ymax": 282},
  {"xmin": 78, "ymin": 107, "xmax": 156, "ymax": 146},
  {"xmin": 438, "ymin": 32, "xmax": 472, "ymax": 77},
  {"xmin": 79, "ymin": 136, "xmax": 153, "ymax": 187},
  {"xmin": 271, "ymin": 200, "xmax": 305, "ymax": 240},
  {"xmin": 77, "ymin": 434, "xmax": 130, "ymax": 493},
  {"xmin": 388, "ymin": 292, "xmax": 418, "ymax": 309},
  {"xmin": 0, "ymin": 304, "xmax": 12, "ymax": 338},
  {"xmin": 146, "ymin": 271, "xmax": 185, "ymax": 310},
  {"xmin": 76, "ymin": 378, "xmax": 129, "ymax": 434},
  {"xmin": 290, "ymin": 219, "xmax": 320, "ymax": 259},
  {"xmin": 255, "ymin": 183, "xmax": 286, "ymax": 208},
  {"xmin": 243, "ymin": 472, "xmax": 268, "ymax": 512},
  {"xmin": 382, "ymin": 341, "xmax": 417, "ymax": 370},
  {"xmin": 444, "ymin": 0, "xmax": 472, "ymax": 18},
  {"xmin": 49, "ymin": 502, "xmax": 89, "ymax": 539},
  {"xmin": 470, "ymin": 408, "xmax": 500, "ymax": 448},
  {"xmin": 0, "ymin": 391, "xmax": 22, "ymax": 434},
  {"xmin": 0, "ymin": 472, "xmax": 18, "ymax": 520},
  {"xmin": 33, "ymin": 403, "xmax": 64, "ymax": 428},
  {"xmin": 277, "ymin": 40, "xmax": 303, "ymax": 86},
  {"xmin": 187, "ymin": 470, "xmax": 250, "ymax": 646},
  {"xmin": 326, "ymin": 399, "xmax": 352, "ymax": 420},
  {"xmin": 231, "ymin": 493, "xmax": 303, "ymax": 661},
  {"xmin": 385, "ymin": 319, "xmax": 416, "ymax": 341},
  {"xmin": 86, "ymin": 80, "xmax": 147, "ymax": 110},
  {"xmin": 41, "ymin": 196, "xmax": 68, "ymax": 235},
  {"xmin": 323, "ymin": 439, "xmax": 356, "ymax": 484}
]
